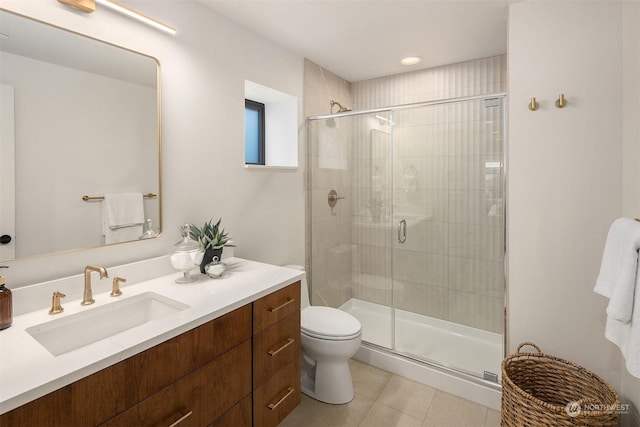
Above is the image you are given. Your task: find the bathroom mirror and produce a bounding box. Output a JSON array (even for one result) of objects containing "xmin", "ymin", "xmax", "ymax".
[{"xmin": 0, "ymin": 9, "xmax": 161, "ymax": 262}]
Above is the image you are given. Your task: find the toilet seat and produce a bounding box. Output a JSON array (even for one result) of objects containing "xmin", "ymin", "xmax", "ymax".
[{"xmin": 301, "ymin": 306, "xmax": 361, "ymax": 341}]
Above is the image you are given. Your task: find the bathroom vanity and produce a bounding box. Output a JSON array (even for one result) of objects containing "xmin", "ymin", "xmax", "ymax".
[{"xmin": 0, "ymin": 258, "xmax": 302, "ymax": 427}]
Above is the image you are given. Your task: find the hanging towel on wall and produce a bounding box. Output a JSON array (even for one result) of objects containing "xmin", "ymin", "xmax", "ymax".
[
  {"xmin": 102, "ymin": 193, "xmax": 144, "ymax": 244},
  {"xmin": 594, "ymin": 217, "xmax": 640, "ymax": 378},
  {"xmin": 594, "ymin": 218, "xmax": 640, "ymax": 323},
  {"xmin": 603, "ymin": 259, "xmax": 640, "ymax": 378}
]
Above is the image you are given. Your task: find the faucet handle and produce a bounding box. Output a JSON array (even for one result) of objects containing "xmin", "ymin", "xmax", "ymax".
[
  {"xmin": 110, "ymin": 277, "xmax": 126, "ymax": 297},
  {"xmin": 49, "ymin": 291, "xmax": 66, "ymax": 315}
]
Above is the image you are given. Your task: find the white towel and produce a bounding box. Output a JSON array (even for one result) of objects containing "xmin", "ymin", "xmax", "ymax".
[
  {"xmin": 594, "ymin": 218, "xmax": 640, "ymax": 323},
  {"xmin": 604, "ymin": 259, "xmax": 640, "ymax": 378},
  {"xmin": 594, "ymin": 218, "xmax": 640, "ymax": 379},
  {"xmin": 102, "ymin": 193, "xmax": 144, "ymax": 244}
]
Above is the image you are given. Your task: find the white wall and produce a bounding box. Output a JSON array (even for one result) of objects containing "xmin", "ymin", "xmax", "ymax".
[
  {"xmin": 621, "ymin": 0, "xmax": 640, "ymax": 420},
  {"xmin": 2, "ymin": 0, "xmax": 305, "ymax": 286},
  {"xmin": 509, "ymin": 0, "xmax": 640, "ymax": 421},
  {"xmin": 623, "ymin": 1, "xmax": 640, "ymax": 220}
]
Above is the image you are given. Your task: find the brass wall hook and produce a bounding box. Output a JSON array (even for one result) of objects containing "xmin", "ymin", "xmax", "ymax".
[
  {"xmin": 555, "ymin": 93, "xmax": 567, "ymax": 108},
  {"xmin": 528, "ymin": 97, "xmax": 538, "ymax": 111}
]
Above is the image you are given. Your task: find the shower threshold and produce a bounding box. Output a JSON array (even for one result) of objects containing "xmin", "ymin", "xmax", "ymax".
[{"xmin": 339, "ymin": 298, "xmax": 503, "ymax": 381}]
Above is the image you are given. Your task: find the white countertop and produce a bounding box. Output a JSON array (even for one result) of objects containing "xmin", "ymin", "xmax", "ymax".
[{"xmin": 0, "ymin": 257, "xmax": 304, "ymax": 414}]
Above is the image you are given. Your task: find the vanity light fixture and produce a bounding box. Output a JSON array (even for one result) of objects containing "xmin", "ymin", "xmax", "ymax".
[
  {"xmin": 95, "ymin": 0, "xmax": 176, "ymax": 35},
  {"xmin": 57, "ymin": 0, "xmax": 176, "ymax": 35},
  {"xmin": 401, "ymin": 56, "xmax": 421, "ymax": 66},
  {"xmin": 58, "ymin": 0, "xmax": 95, "ymax": 13}
]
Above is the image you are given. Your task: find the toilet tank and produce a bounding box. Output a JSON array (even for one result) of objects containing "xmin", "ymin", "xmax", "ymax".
[{"xmin": 283, "ymin": 265, "xmax": 310, "ymax": 309}]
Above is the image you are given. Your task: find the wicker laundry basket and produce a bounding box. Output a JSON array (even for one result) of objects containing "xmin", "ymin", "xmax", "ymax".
[{"xmin": 501, "ymin": 342, "xmax": 620, "ymax": 427}]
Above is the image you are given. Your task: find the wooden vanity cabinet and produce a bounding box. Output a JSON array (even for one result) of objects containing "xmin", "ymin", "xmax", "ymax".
[
  {"xmin": 0, "ymin": 282, "xmax": 302, "ymax": 427},
  {"xmin": 0, "ymin": 305, "xmax": 253, "ymax": 427},
  {"xmin": 252, "ymin": 282, "xmax": 301, "ymax": 427}
]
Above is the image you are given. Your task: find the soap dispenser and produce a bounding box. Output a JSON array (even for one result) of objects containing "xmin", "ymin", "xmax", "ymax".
[
  {"xmin": 0, "ymin": 266, "xmax": 12, "ymax": 330},
  {"xmin": 139, "ymin": 218, "xmax": 158, "ymax": 239}
]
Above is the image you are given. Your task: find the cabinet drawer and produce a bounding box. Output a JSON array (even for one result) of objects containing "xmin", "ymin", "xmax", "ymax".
[
  {"xmin": 208, "ymin": 395, "xmax": 252, "ymax": 427},
  {"xmin": 253, "ymin": 362, "xmax": 301, "ymax": 427},
  {"xmin": 253, "ymin": 311, "xmax": 300, "ymax": 388},
  {"xmin": 253, "ymin": 282, "xmax": 300, "ymax": 333},
  {"xmin": 101, "ymin": 340, "xmax": 252, "ymax": 427}
]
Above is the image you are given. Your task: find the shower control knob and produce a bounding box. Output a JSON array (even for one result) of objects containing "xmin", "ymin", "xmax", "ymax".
[
  {"xmin": 328, "ymin": 190, "xmax": 345, "ymax": 208},
  {"xmin": 0, "ymin": 235, "xmax": 11, "ymax": 245}
]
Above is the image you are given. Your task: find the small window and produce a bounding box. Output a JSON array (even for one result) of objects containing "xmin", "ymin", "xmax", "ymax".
[
  {"xmin": 245, "ymin": 99, "xmax": 265, "ymax": 165},
  {"xmin": 244, "ymin": 80, "xmax": 298, "ymax": 168}
]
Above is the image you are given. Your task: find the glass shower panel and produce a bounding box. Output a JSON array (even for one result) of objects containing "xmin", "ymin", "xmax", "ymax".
[
  {"xmin": 391, "ymin": 98, "xmax": 505, "ymax": 379},
  {"xmin": 308, "ymin": 115, "xmax": 355, "ymax": 311}
]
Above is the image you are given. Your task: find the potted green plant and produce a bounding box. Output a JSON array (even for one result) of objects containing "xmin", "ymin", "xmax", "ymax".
[{"xmin": 189, "ymin": 218, "xmax": 234, "ymax": 273}]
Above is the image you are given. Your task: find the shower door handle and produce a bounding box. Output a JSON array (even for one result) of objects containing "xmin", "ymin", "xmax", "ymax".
[{"xmin": 398, "ymin": 219, "xmax": 407, "ymax": 244}]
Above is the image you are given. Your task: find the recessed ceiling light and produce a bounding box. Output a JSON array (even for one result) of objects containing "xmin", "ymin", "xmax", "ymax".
[{"xmin": 401, "ymin": 56, "xmax": 421, "ymax": 66}]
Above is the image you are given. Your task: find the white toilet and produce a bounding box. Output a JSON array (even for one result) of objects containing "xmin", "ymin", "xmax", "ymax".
[{"xmin": 284, "ymin": 265, "xmax": 362, "ymax": 404}]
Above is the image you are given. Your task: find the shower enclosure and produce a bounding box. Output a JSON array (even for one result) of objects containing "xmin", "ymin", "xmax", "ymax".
[{"xmin": 308, "ymin": 94, "xmax": 506, "ymax": 381}]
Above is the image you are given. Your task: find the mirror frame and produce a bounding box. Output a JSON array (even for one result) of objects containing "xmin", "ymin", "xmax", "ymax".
[{"xmin": 0, "ymin": 8, "xmax": 162, "ymax": 262}]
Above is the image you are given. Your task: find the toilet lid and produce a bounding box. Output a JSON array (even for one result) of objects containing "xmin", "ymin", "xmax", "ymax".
[{"xmin": 301, "ymin": 306, "xmax": 361, "ymax": 340}]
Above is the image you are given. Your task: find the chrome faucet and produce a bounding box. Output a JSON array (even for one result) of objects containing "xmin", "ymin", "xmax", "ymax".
[{"xmin": 82, "ymin": 265, "xmax": 109, "ymax": 305}]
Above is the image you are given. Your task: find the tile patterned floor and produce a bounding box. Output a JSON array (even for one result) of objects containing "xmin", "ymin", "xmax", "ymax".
[{"xmin": 280, "ymin": 360, "xmax": 500, "ymax": 427}]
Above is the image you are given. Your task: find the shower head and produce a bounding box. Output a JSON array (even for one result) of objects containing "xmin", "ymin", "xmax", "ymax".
[{"xmin": 330, "ymin": 100, "xmax": 352, "ymax": 113}]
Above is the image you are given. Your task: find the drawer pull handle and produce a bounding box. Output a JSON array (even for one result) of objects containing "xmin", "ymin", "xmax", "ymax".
[
  {"xmin": 168, "ymin": 410, "xmax": 193, "ymax": 427},
  {"xmin": 268, "ymin": 298, "xmax": 294, "ymax": 313},
  {"xmin": 268, "ymin": 387, "xmax": 295, "ymax": 410},
  {"xmin": 268, "ymin": 338, "xmax": 295, "ymax": 356}
]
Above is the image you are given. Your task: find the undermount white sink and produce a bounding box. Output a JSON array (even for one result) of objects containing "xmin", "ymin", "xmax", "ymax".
[{"xmin": 26, "ymin": 292, "xmax": 189, "ymax": 356}]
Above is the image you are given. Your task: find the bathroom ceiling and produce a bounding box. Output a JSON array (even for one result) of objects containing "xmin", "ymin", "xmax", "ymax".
[{"xmin": 198, "ymin": 0, "xmax": 519, "ymax": 82}]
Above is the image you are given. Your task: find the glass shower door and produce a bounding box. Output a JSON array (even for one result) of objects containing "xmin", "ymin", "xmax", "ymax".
[{"xmin": 391, "ymin": 97, "xmax": 505, "ymax": 380}]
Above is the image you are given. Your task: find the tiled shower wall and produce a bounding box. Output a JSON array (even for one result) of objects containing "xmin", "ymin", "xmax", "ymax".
[
  {"xmin": 305, "ymin": 55, "xmax": 507, "ymax": 333},
  {"xmin": 352, "ymin": 55, "xmax": 506, "ymax": 110}
]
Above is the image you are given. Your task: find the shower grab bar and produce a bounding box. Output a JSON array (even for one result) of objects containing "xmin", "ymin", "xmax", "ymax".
[{"xmin": 398, "ymin": 219, "xmax": 407, "ymax": 244}]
